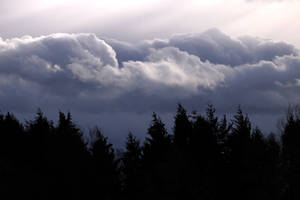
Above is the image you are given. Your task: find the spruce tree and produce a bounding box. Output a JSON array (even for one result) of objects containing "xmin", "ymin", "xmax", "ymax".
[{"xmin": 174, "ymin": 104, "xmax": 192, "ymax": 149}]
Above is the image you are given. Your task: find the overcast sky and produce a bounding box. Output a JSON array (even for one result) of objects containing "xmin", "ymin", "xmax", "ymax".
[
  {"xmin": 1, "ymin": 0, "xmax": 300, "ymax": 46},
  {"xmin": 0, "ymin": 0, "xmax": 300, "ymax": 145}
]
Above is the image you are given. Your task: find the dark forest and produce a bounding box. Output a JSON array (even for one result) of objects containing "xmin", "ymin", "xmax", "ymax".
[{"xmin": 1, "ymin": 104, "xmax": 300, "ymax": 200}]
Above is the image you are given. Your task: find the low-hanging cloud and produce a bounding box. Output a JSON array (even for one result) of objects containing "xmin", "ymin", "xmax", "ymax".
[{"xmin": 0, "ymin": 29, "xmax": 299, "ymax": 143}]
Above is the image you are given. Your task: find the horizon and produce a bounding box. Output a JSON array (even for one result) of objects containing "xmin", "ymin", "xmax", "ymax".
[{"xmin": 0, "ymin": 0, "xmax": 300, "ymax": 146}]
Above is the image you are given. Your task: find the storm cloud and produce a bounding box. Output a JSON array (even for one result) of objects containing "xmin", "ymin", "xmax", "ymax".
[
  {"xmin": 106, "ymin": 29, "xmax": 297, "ymax": 66},
  {"xmin": 0, "ymin": 29, "xmax": 299, "ymax": 143}
]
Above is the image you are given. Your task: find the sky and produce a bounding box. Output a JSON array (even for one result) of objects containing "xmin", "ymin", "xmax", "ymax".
[
  {"xmin": 1, "ymin": 0, "xmax": 300, "ymax": 46},
  {"xmin": 0, "ymin": 0, "xmax": 300, "ymax": 146}
]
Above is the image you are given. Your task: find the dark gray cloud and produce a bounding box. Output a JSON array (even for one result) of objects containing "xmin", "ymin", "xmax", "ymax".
[
  {"xmin": 105, "ymin": 29, "xmax": 297, "ymax": 67},
  {"xmin": 0, "ymin": 29, "xmax": 299, "ymax": 145}
]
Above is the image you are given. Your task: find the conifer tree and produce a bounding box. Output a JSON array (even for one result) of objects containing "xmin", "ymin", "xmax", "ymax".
[
  {"xmin": 174, "ymin": 104, "xmax": 192, "ymax": 149},
  {"xmin": 229, "ymin": 106, "xmax": 252, "ymax": 162},
  {"xmin": 143, "ymin": 112, "xmax": 171, "ymax": 162},
  {"xmin": 227, "ymin": 106, "xmax": 252, "ymax": 199},
  {"xmin": 281, "ymin": 106, "xmax": 300, "ymax": 199},
  {"xmin": 89, "ymin": 128, "xmax": 120, "ymax": 200},
  {"xmin": 50, "ymin": 112, "xmax": 88, "ymax": 200},
  {"xmin": 25, "ymin": 109, "xmax": 53, "ymax": 165},
  {"xmin": 122, "ymin": 132, "xmax": 142, "ymax": 199}
]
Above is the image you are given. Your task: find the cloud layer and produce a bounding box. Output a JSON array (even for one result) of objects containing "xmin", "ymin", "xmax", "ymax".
[{"xmin": 0, "ymin": 29, "xmax": 299, "ymax": 142}]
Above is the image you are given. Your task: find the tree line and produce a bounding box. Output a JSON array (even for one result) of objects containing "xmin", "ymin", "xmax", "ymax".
[{"xmin": 0, "ymin": 105, "xmax": 300, "ymax": 199}]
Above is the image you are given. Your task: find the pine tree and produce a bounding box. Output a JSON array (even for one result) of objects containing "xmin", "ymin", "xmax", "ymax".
[
  {"xmin": 174, "ymin": 104, "xmax": 192, "ymax": 149},
  {"xmin": 0, "ymin": 112, "xmax": 24, "ymax": 160},
  {"xmin": 122, "ymin": 132, "xmax": 142, "ymax": 199},
  {"xmin": 123, "ymin": 132, "xmax": 142, "ymax": 178},
  {"xmin": 89, "ymin": 128, "xmax": 121, "ymax": 199},
  {"xmin": 281, "ymin": 106, "xmax": 300, "ymax": 199},
  {"xmin": 140, "ymin": 113, "xmax": 173, "ymax": 199},
  {"xmin": 25, "ymin": 109, "xmax": 54, "ymax": 166},
  {"xmin": 188, "ymin": 108, "xmax": 219, "ymax": 199},
  {"xmin": 143, "ymin": 112, "xmax": 171, "ymax": 162},
  {"xmin": 49, "ymin": 112, "xmax": 88, "ymax": 200},
  {"xmin": 227, "ymin": 106, "xmax": 252, "ymax": 199},
  {"xmin": 229, "ymin": 106, "xmax": 252, "ymax": 162}
]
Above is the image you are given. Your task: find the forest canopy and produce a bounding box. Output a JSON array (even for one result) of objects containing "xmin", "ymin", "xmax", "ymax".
[{"xmin": 0, "ymin": 104, "xmax": 300, "ymax": 200}]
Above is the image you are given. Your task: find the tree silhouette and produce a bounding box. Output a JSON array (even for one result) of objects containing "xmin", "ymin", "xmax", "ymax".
[
  {"xmin": 281, "ymin": 106, "xmax": 300, "ymax": 199},
  {"xmin": 143, "ymin": 112, "xmax": 171, "ymax": 162},
  {"xmin": 188, "ymin": 105, "xmax": 220, "ymax": 199},
  {"xmin": 141, "ymin": 112, "xmax": 174, "ymax": 199},
  {"xmin": 227, "ymin": 106, "xmax": 252, "ymax": 199},
  {"xmin": 0, "ymin": 112, "xmax": 27, "ymax": 198},
  {"xmin": 88, "ymin": 127, "xmax": 121, "ymax": 200},
  {"xmin": 174, "ymin": 104, "xmax": 192, "ymax": 149},
  {"xmin": 26, "ymin": 109, "xmax": 53, "ymax": 166},
  {"xmin": 1, "ymin": 104, "xmax": 300, "ymax": 199},
  {"xmin": 0, "ymin": 112, "xmax": 24, "ymax": 160},
  {"xmin": 229, "ymin": 106, "xmax": 252, "ymax": 163},
  {"xmin": 122, "ymin": 132, "xmax": 142, "ymax": 199},
  {"xmin": 47, "ymin": 112, "xmax": 89, "ymax": 200},
  {"xmin": 22, "ymin": 110, "xmax": 54, "ymax": 199}
]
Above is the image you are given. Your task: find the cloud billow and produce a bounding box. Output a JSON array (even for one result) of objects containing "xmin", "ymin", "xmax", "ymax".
[
  {"xmin": 0, "ymin": 29, "xmax": 299, "ymax": 140},
  {"xmin": 108, "ymin": 28, "xmax": 296, "ymax": 67}
]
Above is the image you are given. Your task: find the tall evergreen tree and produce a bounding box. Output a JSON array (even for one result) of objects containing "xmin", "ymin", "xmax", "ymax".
[
  {"xmin": 281, "ymin": 106, "xmax": 300, "ymax": 199},
  {"xmin": 227, "ymin": 106, "xmax": 252, "ymax": 199},
  {"xmin": 88, "ymin": 128, "xmax": 121, "ymax": 200},
  {"xmin": 141, "ymin": 113, "xmax": 173, "ymax": 199},
  {"xmin": 188, "ymin": 107, "xmax": 219, "ymax": 199},
  {"xmin": 0, "ymin": 112, "xmax": 24, "ymax": 160},
  {"xmin": 48, "ymin": 112, "xmax": 88, "ymax": 200},
  {"xmin": 143, "ymin": 112, "xmax": 171, "ymax": 162},
  {"xmin": 25, "ymin": 109, "xmax": 53, "ymax": 166},
  {"xmin": 264, "ymin": 133, "xmax": 282, "ymax": 200},
  {"xmin": 174, "ymin": 104, "xmax": 192, "ymax": 149},
  {"xmin": 229, "ymin": 106, "xmax": 252, "ymax": 162},
  {"xmin": 122, "ymin": 132, "xmax": 142, "ymax": 199}
]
